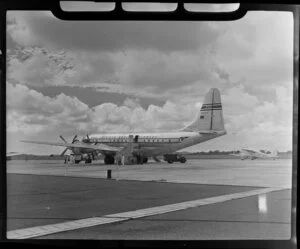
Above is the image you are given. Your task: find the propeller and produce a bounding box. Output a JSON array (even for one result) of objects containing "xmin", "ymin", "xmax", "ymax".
[
  {"xmin": 59, "ymin": 135, "xmax": 78, "ymax": 156},
  {"xmin": 59, "ymin": 135, "xmax": 68, "ymax": 144}
]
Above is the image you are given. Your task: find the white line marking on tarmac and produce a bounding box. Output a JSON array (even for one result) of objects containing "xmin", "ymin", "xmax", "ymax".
[
  {"xmin": 7, "ymin": 217, "xmax": 128, "ymax": 239},
  {"xmin": 7, "ymin": 187, "xmax": 284, "ymax": 239}
]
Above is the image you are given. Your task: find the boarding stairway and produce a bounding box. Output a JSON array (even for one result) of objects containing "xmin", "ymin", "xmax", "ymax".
[{"xmin": 115, "ymin": 135, "xmax": 140, "ymax": 165}]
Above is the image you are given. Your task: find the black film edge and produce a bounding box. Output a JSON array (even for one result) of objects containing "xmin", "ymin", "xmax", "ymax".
[{"xmin": 50, "ymin": 1, "xmax": 248, "ymax": 21}]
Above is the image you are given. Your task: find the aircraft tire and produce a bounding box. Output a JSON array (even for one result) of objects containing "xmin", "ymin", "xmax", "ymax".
[
  {"xmin": 180, "ymin": 157, "xmax": 186, "ymax": 163},
  {"xmin": 142, "ymin": 157, "xmax": 148, "ymax": 164},
  {"xmin": 167, "ymin": 160, "xmax": 173, "ymax": 164},
  {"xmin": 75, "ymin": 160, "xmax": 81, "ymax": 164}
]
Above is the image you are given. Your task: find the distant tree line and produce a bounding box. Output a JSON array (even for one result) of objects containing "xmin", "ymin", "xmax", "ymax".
[
  {"xmin": 181, "ymin": 150, "xmax": 292, "ymax": 155},
  {"xmin": 192, "ymin": 150, "xmax": 239, "ymax": 155}
]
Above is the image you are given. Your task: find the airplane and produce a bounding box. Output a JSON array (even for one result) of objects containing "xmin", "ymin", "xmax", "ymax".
[
  {"xmin": 230, "ymin": 148, "xmax": 279, "ymax": 160},
  {"xmin": 20, "ymin": 88, "xmax": 227, "ymax": 165},
  {"xmin": 6, "ymin": 152, "xmax": 24, "ymax": 160}
]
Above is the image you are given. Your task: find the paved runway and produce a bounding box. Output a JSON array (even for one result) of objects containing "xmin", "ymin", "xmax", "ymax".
[
  {"xmin": 6, "ymin": 158, "xmax": 292, "ymax": 240},
  {"xmin": 7, "ymin": 158, "xmax": 292, "ymax": 187},
  {"xmin": 36, "ymin": 189, "xmax": 291, "ymax": 240}
]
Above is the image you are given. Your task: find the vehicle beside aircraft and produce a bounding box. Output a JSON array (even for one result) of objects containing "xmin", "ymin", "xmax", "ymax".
[
  {"xmin": 231, "ymin": 148, "xmax": 279, "ymax": 160},
  {"xmin": 163, "ymin": 154, "xmax": 187, "ymax": 164},
  {"xmin": 21, "ymin": 88, "xmax": 227, "ymax": 165}
]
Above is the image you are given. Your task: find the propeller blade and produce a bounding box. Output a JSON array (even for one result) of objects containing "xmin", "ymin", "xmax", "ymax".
[
  {"xmin": 85, "ymin": 134, "xmax": 91, "ymax": 143},
  {"xmin": 72, "ymin": 135, "xmax": 78, "ymax": 143},
  {"xmin": 59, "ymin": 135, "xmax": 68, "ymax": 143},
  {"xmin": 61, "ymin": 148, "xmax": 68, "ymax": 156}
]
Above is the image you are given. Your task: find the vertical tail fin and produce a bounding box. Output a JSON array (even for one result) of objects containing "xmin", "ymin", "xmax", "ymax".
[{"xmin": 181, "ymin": 88, "xmax": 225, "ymax": 132}]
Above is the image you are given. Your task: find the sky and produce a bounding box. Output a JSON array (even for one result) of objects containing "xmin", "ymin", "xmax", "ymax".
[{"xmin": 6, "ymin": 6, "xmax": 294, "ymax": 154}]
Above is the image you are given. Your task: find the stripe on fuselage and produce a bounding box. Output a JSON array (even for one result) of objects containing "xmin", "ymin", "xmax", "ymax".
[{"xmin": 201, "ymin": 103, "xmax": 222, "ymax": 111}]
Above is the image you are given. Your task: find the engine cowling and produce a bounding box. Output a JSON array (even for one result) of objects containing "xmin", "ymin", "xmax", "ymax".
[{"xmin": 70, "ymin": 140, "xmax": 82, "ymax": 155}]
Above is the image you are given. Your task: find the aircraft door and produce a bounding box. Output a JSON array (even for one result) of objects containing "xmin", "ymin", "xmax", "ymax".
[{"xmin": 134, "ymin": 135, "xmax": 139, "ymax": 143}]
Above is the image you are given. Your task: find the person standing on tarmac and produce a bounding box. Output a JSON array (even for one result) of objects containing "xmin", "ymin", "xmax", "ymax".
[{"xmin": 121, "ymin": 155, "xmax": 125, "ymax": 166}]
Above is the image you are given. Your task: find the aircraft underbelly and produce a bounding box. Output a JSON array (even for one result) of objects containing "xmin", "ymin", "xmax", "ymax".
[
  {"xmin": 141, "ymin": 133, "xmax": 221, "ymax": 156},
  {"xmin": 78, "ymin": 148, "xmax": 95, "ymax": 154}
]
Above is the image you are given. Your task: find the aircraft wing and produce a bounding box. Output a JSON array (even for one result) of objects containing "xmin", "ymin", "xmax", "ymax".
[
  {"xmin": 20, "ymin": 140, "xmax": 121, "ymax": 152},
  {"xmin": 7, "ymin": 152, "xmax": 24, "ymax": 156},
  {"xmin": 6, "ymin": 152, "xmax": 27, "ymax": 160},
  {"xmin": 242, "ymin": 149, "xmax": 256, "ymax": 154}
]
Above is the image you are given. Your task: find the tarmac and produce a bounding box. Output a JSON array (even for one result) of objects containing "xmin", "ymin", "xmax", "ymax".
[{"xmin": 6, "ymin": 158, "xmax": 292, "ymax": 240}]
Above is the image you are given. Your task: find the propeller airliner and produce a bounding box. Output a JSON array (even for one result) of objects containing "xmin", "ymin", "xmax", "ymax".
[
  {"xmin": 231, "ymin": 148, "xmax": 279, "ymax": 160},
  {"xmin": 21, "ymin": 88, "xmax": 227, "ymax": 165}
]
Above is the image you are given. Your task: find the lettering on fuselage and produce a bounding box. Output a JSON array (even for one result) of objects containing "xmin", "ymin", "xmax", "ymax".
[{"xmin": 85, "ymin": 136, "xmax": 189, "ymax": 144}]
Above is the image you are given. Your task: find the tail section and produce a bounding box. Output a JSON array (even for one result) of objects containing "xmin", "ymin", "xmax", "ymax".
[{"xmin": 181, "ymin": 88, "xmax": 225, "ymax": 132}]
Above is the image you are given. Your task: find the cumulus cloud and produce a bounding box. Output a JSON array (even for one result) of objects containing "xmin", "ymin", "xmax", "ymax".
[
  {"xmin": 6, "ymin": 83, "xmax": 92, "ymax": 136},
  {"xmin": 6, "ymin": 11, "xmax": 294, "ymax": 153},
  {"xmin": 6, "ymin": 11, "xmax": 293, "ymax": 103},
  {"xmin": 90, "ymin": 99, "xmax": 197, "ymax": 133},
  {"xmin": 7, "ymin": 81, "xmax": 292, "ymax": 153},
  {"xmin": 5, "ymin": 11, "xmax": 232, "ymax": 100},
  {"xmin": 123, "ymin": 98, "xmax": 141, "ymax": 109},
  {"xmin": 6, "ymin": 83, "xmax": 199, "ymax": 138},
  {"xmin": 222, "ymin": 84, "xmax": 259, "ymax": 115},
  {"xmin": 7, "ymin": 46, "xmax": 227, "ymax": 101},
  {"xmin": 7, "ymin": 47, "xmax": 76, "ymax": 87},
  {"xmin": 214, "ymin": 12, "xmax": 293, "ymax": 95},
  {"xmin": 222, "ymin": 83, "xmax": 293, "ymax": 151}
]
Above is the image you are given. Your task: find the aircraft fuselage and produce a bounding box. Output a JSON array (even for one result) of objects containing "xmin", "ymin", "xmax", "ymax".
[{"xmin": 79, "ymin": 131, "xmax": 225, "ymax": 157}]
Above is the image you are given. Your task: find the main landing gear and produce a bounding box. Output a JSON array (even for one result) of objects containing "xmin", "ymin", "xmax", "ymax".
[
  {"xmin": 114, "ymin": 154, "xmax": 148, "ymax": 165},
  {"xmin": 142, "ymin": 157, "xmax": 148, "ymax": 164},
  {"xmin": 64, "ymin": 154, "xmax": 93, "ymax": 165},
  {"xmin": 134, "ymin": 155, "xmax": 148, "ymax": 164}
]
